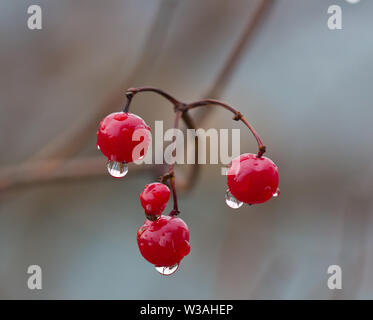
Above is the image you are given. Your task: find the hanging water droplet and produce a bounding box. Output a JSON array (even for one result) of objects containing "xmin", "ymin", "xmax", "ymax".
[
  {"xmin": 225, "ymin": 189, "xmax": 243, "ymax": 209},
  {"xmin": 273, "ymin": 187, "xmax": 280, "ymax": 198},
  {"xmin": 155, "ymin": 264, "xmax": 179, "ymax": 276},
  {"xmin": 106, "ymin": 160, "xmax": 128, "ymax": 178}
]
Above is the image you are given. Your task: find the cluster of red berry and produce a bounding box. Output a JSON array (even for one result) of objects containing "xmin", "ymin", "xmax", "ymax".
[
  {"xmin": 96, "ymin": 111, "xmax": 191, "ymax": 275},
  {"xmin": 138, "ymin": 183, "xmax": 190, "ymax": 275},
  {"xmin": 96, "ymin": 89, "xmax": 279, "ymax": 276}
]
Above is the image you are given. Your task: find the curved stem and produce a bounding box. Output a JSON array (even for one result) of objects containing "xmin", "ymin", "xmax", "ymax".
[
  {"xmin": 165, "ymin": 109, "xmax": 183, "ymax": 215},
  {"xmin": 123, "ymin": 88, "xmax": 190, "ymax": 215},
  {"xmin": 125, "ymin": 87, "xmax": 183, "ymax": 110},
  {"xmin": 123, "ymin": 87, "xmax": 266, "ymax": 218},
  {"xmin": 169, "ymin": 176, "xmax": 179, "ymax": 216},
  {"xmin": 185, "ymin": 99, "xmax": 266, "ymax": 157}
]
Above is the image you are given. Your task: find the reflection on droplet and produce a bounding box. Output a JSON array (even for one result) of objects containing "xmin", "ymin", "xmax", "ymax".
[
  {"xmin": 273, "ymin": 187, "xmax": 280, "ymax": 198},
  {"xmin": 106, "ymin": 160, "xmax": 128, "ymax": 178},
  {"xmin": 97, "ymin": 145, "xmax": 100, "ymax": 150},
  {"xmin": 346, "ymin": 0, "xmax": 360, "ymax": 4},
  {"xmin": 225, "ymin": 189, "xmax": 243, "ymax": 209},
  {"xmin": 155, "ymin": 264, "xmax": 179, "ymax": 276}
]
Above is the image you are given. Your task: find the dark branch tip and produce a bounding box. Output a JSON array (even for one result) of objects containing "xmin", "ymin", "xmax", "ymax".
[
  {"xmin": 169, "ymin": 209, "xmax": 180, "ymax": 216},
  {"xmin": 159, "ymin": 171, "xmax": 174, "ymax": 183},
  {"xmin": 233, "ymin": 112, "xmax": 243, "ymax": 121},
  {"xmin": 146, "ymin": 214, "xmax": 160, "ymax": 221},
  {"xmin": 257, "ymin": 145, "xmax": 266, "ymax": 158},
  {"xmin": 174, "ymin": 102, "xmax": 187, "ymax": 113}
]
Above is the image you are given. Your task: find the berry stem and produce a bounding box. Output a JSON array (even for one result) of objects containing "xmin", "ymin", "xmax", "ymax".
[
  {"xmin": 184, "ymin": 99, "xmax": 266, "ymax": 157},
  {"xmin": 169, "ymin": 176, "xmax": 179, "ymax": 216},
  {"xmin": 123, "ymin": 92, "xmax": 133, "ymax": 113},
  {"xmin": 166, "ymin": 109, "xmax": 183, "ymax": 215},
  {"xmin": 123, "ymin": 87, "xmax": 266, "ymax": 216},
  {"xmin": 123, "ymin": 88, "xmax": 187, "ymax": 215},
  {"xmin": 125, "ymin": 87, "xmax": 183, "ymax": 108}
]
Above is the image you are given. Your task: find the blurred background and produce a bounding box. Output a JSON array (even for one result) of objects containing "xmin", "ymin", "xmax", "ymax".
[{"xmin": 1, "ymin": 0, "xmax": 373, "ymax": 299}]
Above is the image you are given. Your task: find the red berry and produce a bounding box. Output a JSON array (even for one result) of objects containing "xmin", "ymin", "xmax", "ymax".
[
  {"xmin": 137, "ymin": 216, "xmax": 190, "ymax": 268},
  {"xmin": 140, "ymin": 183, "xmax": 170, "ymax": 219},
  {"xmin": 227, "ymin": 153, "xmax": 279, "ymax": 205},
  {"xmin": 96, "ymin": 112, "xmax": 151, "ymax": 163}
]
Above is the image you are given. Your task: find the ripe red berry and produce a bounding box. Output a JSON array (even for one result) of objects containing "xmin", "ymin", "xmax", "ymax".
[
  {"xmin": 96, "ymin": 112, "xmax": 151, "ymax": 164},
  {"xmin": 137, "ymin": 216, "xmax": 190, "ymax": 274},
  {"xmin": 140, "ymin": 183, "xmax": 171, "ymax": 220},
  {"xmin": 227, "ymin": 153, "xmax": 279, "ymax": 205}
]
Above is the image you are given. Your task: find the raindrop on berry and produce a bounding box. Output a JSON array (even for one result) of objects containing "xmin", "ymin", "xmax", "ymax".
[
  {"xmin": 273, "ymin": 188, "xmax": 280, "ymax": 198},
  {"xmin": 225, "ymin": 189, "xmax": 243, "ymax": 209},
  {"xmin": 106, "ymin": 160, "xmax": 128, "ymax": 178},
  {"xmin": 155, "ymin": 264, "xmax": 179, "ymax": 276}
]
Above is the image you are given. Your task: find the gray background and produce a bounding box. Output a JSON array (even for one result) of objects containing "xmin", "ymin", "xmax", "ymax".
[{"xmin": 1, "ymin": 0, "xmax": 373, "ymax": 299}]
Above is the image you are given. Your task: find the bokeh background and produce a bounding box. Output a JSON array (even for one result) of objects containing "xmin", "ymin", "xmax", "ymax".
[{"xmin": 1, "ymin": 0, "xmax": 373, "ymax": 299}]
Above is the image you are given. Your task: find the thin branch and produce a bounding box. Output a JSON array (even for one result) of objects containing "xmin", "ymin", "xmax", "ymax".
[
  {"xmin": 125, "ymin": 89, "xmax": 186, "ymax": 214},
  {"xmin": 121, "ymin": 87, "xmax": 266, "ymax": 216},
  {"xmin": 185, "ymin": 99, "xmax": 266, "ymax": 156},
  {"xmin": 0, "ymin": 157, "xmax": 154, "ymax": 192},
  {"xmin": 167, "ymin": 110, "xmax": 183, "ymax": 214},
  {"xmin": 180, "ymin": 111, "xmax": 199, "ymax": 189},
  {"xmin": 125, "ymin": 87, "xmax": 184, "ymax": 108}
]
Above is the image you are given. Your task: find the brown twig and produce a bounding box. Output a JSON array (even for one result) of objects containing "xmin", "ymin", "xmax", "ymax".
[
  {"xmin": 185, "ymin": 99, "xmax": 266, "ymax": 157},
  {"xmin": 125, "ymin": 87, "xmax": 184, "ymax": 109},
  {"xmin": 0, "ymin": 157, "xmax": 155, "ymax": 192},
  {"xmin": 122, "ymin": 86, "xmax": 266, "ymax": 215},
  {"xmin": 125, "ymin": 87, "xmax": 199, "ymax": 193},
  {"xmin": 167, "ymin": 110, "xmax": 183, "ymax": 215},
  {"xmin": 125, "ymin": 89, "xmax": 187, "ymax": 214}
]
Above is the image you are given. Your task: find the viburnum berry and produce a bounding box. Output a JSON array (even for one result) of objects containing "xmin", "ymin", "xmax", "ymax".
[
  {"xmin": 137, "ymin": 215, "xmax": 190, "ymax": 275},
  {"xmin": 226, "ymin": 153, "xmax": 279, "ymax": 207},
  {"xmin": 95, "ymin": 87, "xmax": 279, "ymax": 276},
  {"xmin": 140, "ymin": 183, "xmax": 171, "ymax": 220},
  {"xmin": 96, "ymin": 112, "xmax": 151, "ymax": 178}
]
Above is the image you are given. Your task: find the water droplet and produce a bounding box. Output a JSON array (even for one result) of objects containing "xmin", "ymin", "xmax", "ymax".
[
  {"xmin": 106, "ymin": 160, "xmax": 128, "ymax": 178},
  {"xmin": 225, "ymin": 189, "xmax": 243, "ymax": 209},
  {"xmin": 155, "ymin": 264, "xmax": 179, "ymax": 276},
  {"xmin": 273, "ymin": 188, "xmax": 280, "ymax": 198},
  {"xmin": 97, "ymin": 145, "xmax": 100, "ymax": 150}
]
